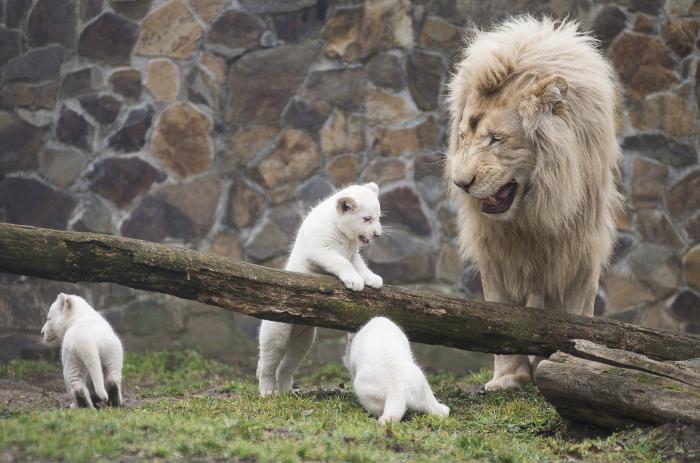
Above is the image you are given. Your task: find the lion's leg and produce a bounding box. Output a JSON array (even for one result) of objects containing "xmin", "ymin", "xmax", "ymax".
[{"xmin": 481, "ymin": 276, "xmax": 534, "ymax": 391}]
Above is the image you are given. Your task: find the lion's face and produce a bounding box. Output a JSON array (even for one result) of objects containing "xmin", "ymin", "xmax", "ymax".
[{"xmin": 449, "ymin": 101, "xmax": 536, "ymax": 220}]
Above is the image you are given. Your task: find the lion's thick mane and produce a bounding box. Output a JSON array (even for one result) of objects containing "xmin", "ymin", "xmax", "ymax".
[{"xmin": 447, "ymin": 17, "xmax": 622, "ymax": 303}]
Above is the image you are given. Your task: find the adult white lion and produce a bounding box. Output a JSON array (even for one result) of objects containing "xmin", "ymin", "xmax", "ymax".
[{"xmin": 446, "ymin": 16, "xmax": 622, "ymax": 390}]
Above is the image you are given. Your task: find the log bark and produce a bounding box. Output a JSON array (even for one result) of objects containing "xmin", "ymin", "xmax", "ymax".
[
  {"xmin": 1, "ymin": 223, "xmax": 700, "ymax": 360},
  {"xmin": 536, "ymin": 340, "xmax": 700, "ymax": 430}
]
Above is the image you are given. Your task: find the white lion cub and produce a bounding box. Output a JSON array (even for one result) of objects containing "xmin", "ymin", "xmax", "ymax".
[
  {"xmin": 344, "ymin": 317, "xmax": 450, "ymax": 424},
  {"xmin": 257, "ymin": 182, "xmax": 383, "ymax": 397},
  {"xmin": 41, "ymin": 293, "xmax": 124, "ymax": 408}
]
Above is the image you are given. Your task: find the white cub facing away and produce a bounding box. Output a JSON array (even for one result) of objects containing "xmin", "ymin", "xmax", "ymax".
[
  {"xmin": 257, "ymin": 182, "xmax": 383, "ymax": 397},
  {"xmin": 41, "ymin": 293, "xmax": 124, "ymax": 408},
  {"xmin": 344, "ymin": 317, "xmax": 449, "ymax": 424}
]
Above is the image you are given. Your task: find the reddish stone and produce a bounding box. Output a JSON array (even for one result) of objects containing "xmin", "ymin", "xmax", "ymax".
[
  {"xmin": 121, "ymin": 196, "xmax": 196, "ymax": 242},
  {"xmin": 610, "ymin": 32, "xmax": 677, "ymax": 97},
  {"xmin": 107, "ymin": 107, "xmax": 153, "ymax": 152},
  {"xmin": 668, "ymin": 170, "xmax": 700, "ymax": 220},
  {"xmin": 406, "ymin": 50, "xmax": 444, "ymax": 111},
  {"xmin": 56, "ymin": 107, "xmax": 92, "ymax": 150},
  {"xmin": 78, "ymin": 12, "xmax": 138, "ymax": 66},
  {"xmin": 79, "ymin": 94, "xmax": 121, "ymax": 125},
  {"xmin": 109, "ymin": 69, "xmax": 142, "ymax": 99},
  {"xmin": 0, "ymin": 177, "xmax": 76, "ymax": 229},
  {"xmin": 591, "ymin": 5, "xmax": 627, "ymax": 47},
  {"xmin": 380, "ymin": 186, "xmax": 431, "ymax": 236},
  {"xmin": 206, "ymin": 10, "xmax": 265, "ymax": 57},
  {"xmin": 630, "ymin": 157, "xmax": 668, "ymax": 207},
  {"xmin": 662, "ymin": 18, "xmax": 699, "ymax": 57}
]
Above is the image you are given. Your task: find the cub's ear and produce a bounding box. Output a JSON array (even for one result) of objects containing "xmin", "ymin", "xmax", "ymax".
[
  {"xmin": 336, "ymin": 197, "xmax": 357, "ymax": 213},
  {"xmin": 61, "ymin": 294, "xmax": 73, "ymax": 313},
  {"xmin": 520, "ymin": 74, "xmax": 568, "ymax": 118},
  {"xmin": 364, "ymin": 182, "xmax": 379, "ymax": 194}
]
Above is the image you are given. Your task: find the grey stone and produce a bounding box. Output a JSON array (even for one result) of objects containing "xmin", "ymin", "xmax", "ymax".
[
  {"xmin": 73, "ymin": 196, "xmax": 114, "ymax": 234},
  {"xmin": 303, "ymin": 67, "xmax": 368, "ymax": 112},
  {"xmin": 2, "ymin": 45, "xmax": 64, "ymax": 83},
  {"xmin": 121, "ymin": 196, "xmax": 196, "ymax": 242},
  {"xmin": 365, "ymin": 229, "xmax": 436, "ymax": 284},
  {"xmin": 272, "ymin": 6, "xmax": 323, "ymax": 43},
  {"xmin": 406, "ymin": 49, "xmax": 444, "ymax": 111},
  {"xmin": 107, "ymin": 107, "xmax": 153, "ymax": 153},
  {"xmin": 0, "ymin": 111, "xmax": 44, "ymax": 174},
  {"xmin": 671, "ymin": 290, "xmax": 700, "ymax": 322},
  {"xmin": 245, "ymin": 218, "xmax": 290, "ymax": 261},
  {"xmin": 206, "ymin": 10, "xmax": 266, "ymax": 57},
  {"xmin": 78, "ymin": 12, "xmax": 138, "ymax": 66},
  {"xmin": 239, "ymin": 0, "xmax": 317, "ymax": 14},
  {"xmin": 0, "ymin": 28, "xmax": 20, "ymax": 66},
  {"xmin": 56, "ymin": 107, "xmax": 92, "ymax": 150},
  {"xmin": 39, "ymin": 149, "xmax": 86, "ymax": 188},
  {"xmin": 79, "ymin": 94, "xmax": 122, "ymax": 125},
  {"xmin": 27, "ymin": 0, "xmax": 77, "ymax": 47},
  {"xmin": 0, "ymin": 81, "xmax": 58, "ymax": 110},
  {"xmin": 627, "ymin": 244, "xmax": 680, "ymax": 298},
  {"xmin": 380, "ymin": 186, "xmax": 432, "ymax": 236},
  {"xmin": 591, "ymin": 5, "xmax": 627, "ymax": 48},
  {"xmin": 297, "ymin": 176, "xmax": 333, "ymax": 211},
  {"xmin": 60, "ymin": 67, "xmax": 103, "ymax": 99},
  {"xmin": 6, "ymin": 0, "xmax": 32, "ymax": 28},
  {"xmin": 368, "ymin": 53, "xmax": 405, "ymax": 91},
  {"xmin": 622, "ymin": 134, "xmax": 696, "ymax": 168},
  {"xmin": 281, "ymin": 98, "xmax": 331, "ymax": 133}
]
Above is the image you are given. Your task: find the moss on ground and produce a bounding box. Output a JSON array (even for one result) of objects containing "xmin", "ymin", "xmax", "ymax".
[{"xmin": 0, "ymin": 351, "xmax": 669, "ymax": 462}]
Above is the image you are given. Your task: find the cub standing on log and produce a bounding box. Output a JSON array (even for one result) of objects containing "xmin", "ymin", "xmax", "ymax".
[
  {"xmin": 41, "ymin": 293, "xmax": 124, "ymax": 408},
  {"xmin": 344, "ymin": 317, "xmax": 450, "ymax": 424},
  {"xmin": 446, "ymin": 17, "xmax": 622, "ymax": 390},
  {"xmin": 257, "ymin": 183, "xmax": 384, "ymax": 397}
]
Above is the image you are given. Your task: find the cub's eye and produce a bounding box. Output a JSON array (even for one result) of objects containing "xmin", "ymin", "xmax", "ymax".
[
  {"xmin": 363, "ymin": 217, "xmax": 372, "ymax": 223},
  {"xmin": 488, "ymin": 134, "xmax": 504, "ymax": 146}
]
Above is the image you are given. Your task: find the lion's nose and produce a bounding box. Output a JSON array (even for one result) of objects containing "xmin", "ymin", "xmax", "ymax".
[{"xmin": 454, "ymin": 175, "xmax": 476, "ymax": 193}]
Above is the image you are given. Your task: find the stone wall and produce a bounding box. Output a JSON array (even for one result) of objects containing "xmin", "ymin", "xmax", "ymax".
[{"xmin": 1, "ymin": 0, "xmax": 699, "ymax": 364}]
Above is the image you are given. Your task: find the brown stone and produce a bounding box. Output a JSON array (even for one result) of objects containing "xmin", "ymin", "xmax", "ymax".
[
  {"xmin": 39, "ymin": 149, "xmax": 86, "ymax": 188},
  {"xmin": 208, "ymin": 232, "xmax": 243, "ymax": 260},
  {"xmin": 609, "ymin": 32, "xmax": 677, "ymax": 97},
  {"xmin": 145, "ymin": 59, "xmax": 180, "ymax": 102},
  {"xmin": 322, "ymin": 0, "xmax": 412, "ymax": 63},
  {"xmin": 366, "ymin": 86, "xmax": 420, "ymax": 125},
  {"xmin": 87, "ymin": 157, "xmax": 166, "ymax": 208},
  {"xmin": 109, "ymin": 69, "xmax": 141, "ymax": 99},
  {"xmin": 81, "ymin": 0, "xmax": 104, "ymax": 21},
  {"xmin": 438, "ymin": 204, "xmax": 458, "ymax": 238},
  {"xmin": 603, "ymin": 270, "xmax": 656, "ymax": 311},
  {"xmin": 151, "ymin": 102, "xmax": 213, "ymax": 176},
  {"xmin": 630, "ymin": 157, "xmax": 668, "ymax": 207},
  {"xmin": 362, "ymin": 158, "xmax": 405, "ymax": 185},
  {"xmin": 320, "ymin": 110, "xmax": 365, "ymax": 156},
  {"xmin": 326, "ymin": 154, "xmax": 363, "ymax": 186},
  {"xmin": 367, "ymin": 52, "xmax": 404, "ymax": 91},
  {"xmin": 254, "ymin": 129, "xmax": 320, "ymax": 188},
  {"xmin": 226, "ymin": 42, "xmax": 320, "ymax": 126},
  {"xmin": 27, "ymin": 0, "xmax": 76, "ymax": 48},
  {"xmin": 107, "ymin": 107, "xmax": 153, "ymax": 153},
  {"xmin": 414, "ymin": 152, "xmax": 444, "ymax": 180},
  {"xmin": 78, "ymin": 93, "xmax": 122, "ymax": 125},
  {"xmin": 683, "ymin": 213, "xmax": 700, "ymax": 243},
  {"xmin": 371, "ymin": 117, "xmax": 439, "ymax": 157},
  {"xmin": 668, "ymin": 170, "xmax": 700, "ymax": 221},
  {"xmin": 628, "ymin": 243, "xmax": 680, "ymax": 298},
  {"xmin": 199, "ymin": 52, "xmax": 227, "ymax": 83},
  {"xmin": 683, "ymin": 245, "xmax": 700, "ymax": 290},
  {"xmin": 629, "ymin": 85, "xmax": 696, "ymax": 137},
  {"xmin": 418, "ymin": 17, "xmax": 462, "ymax": 52},
  {"xmin": 636, "ymin": 209, "xmax": 684, "ymax": 249},
  {"xmin": 0, "ymin": 177, "xmax": 76, "ymax": 230},
  {"xmin": 245, "ymin": 218, "xmax": 289, "ymax": 261},
  {"xmin": 190, "ymin": 0, "xmax": 226, "ymax": 22},
  {"xmin": 633, "ymin": 14, "xmax": 655, "ymax": 33},
  {"xmin": 228, "ymin": 126, "xmax": 277, "ymax": 165},
  {"xmin": 591, "ymin": 5, "xmax": 627, "ymax": 48},
  {"xmin": 73, "ymin": 196, "xmax": 113, "ymax": 234},
  {"xmin": 0, "ymin": 111, "xmax": 43, "ymax": 174},
  {"xmin": 78, "ymin": 12, "xmax": 138, "ymax": 66},
  {"xmin": 155, "ymin": 175, "xmax": 221, "ymax": 237},
  {"xmin": 228, "ymin": 180, "xmax": 264, "ymax": 229},
  {"xmin": 0, "ymin": 81, "xmax": 57, "ymax": 110},
  {"xmin": 380, "ymin": 186, "xmax": 431, "ymax": 236},
  {"xmin": 56, "ymin": 107, "xmax": 92, "ymax": 150},
  {"xmin": 303, "ymin": 67, "xmax": 368, "ymax": 112},
  {"xmin": 407, "ymin": 49, "xmax": 444, "ymax": 112},
  {"xmin": 437, "ymin": 243, "xmax": 462, "ymax": 283},
  {"xmin": 206, "ymin": 9, "xmax": 265, "ymax": 57},
  {"xmin": 136, "ymin": 0, "xmax": 204, "ymax": 59},
  {"xmin": 662, "ymin": 18, "xmax": 699, "ymax": 57},
  {"xmin": 297, "ymin": 177, "xmax": 333, "ymax": 209}
]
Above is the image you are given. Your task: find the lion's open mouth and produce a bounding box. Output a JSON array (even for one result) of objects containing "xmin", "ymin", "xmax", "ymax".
[
  {"xmin": 359, "ymin": 235, "xmax": 370, "ymax": 245},
  {"xmin": 481, "ymin": 181, "xmax": 518, "ymax": 214}
]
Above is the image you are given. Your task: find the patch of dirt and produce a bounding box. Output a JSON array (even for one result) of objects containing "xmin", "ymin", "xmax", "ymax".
[
  {"xmin": 0, "ymin": 379, "xmax": 66, "ymax": 414},
  {"xmin": 649, "ymin": 423, "xmax": 700, "ymax": 463},
  {"xmin": 537, "ymin": 418, "xmax": 611, "ymax": 443}
]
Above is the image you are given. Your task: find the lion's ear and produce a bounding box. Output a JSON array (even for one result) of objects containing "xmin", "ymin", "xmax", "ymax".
[{"xmin": 520, "ymin": 74, "xmax": 569, "ymax": 117}]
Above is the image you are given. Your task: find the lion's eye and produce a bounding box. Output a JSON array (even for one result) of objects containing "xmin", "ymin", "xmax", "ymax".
[
  {"xmin": 363, "ymin": 217, "xmax": 372, "ymax": 223},
  {"xmin": 488, "ymin": 134, "xmax": 504, "ymax": 146}
]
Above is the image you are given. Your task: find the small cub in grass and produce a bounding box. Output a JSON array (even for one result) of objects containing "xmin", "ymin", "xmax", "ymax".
[
  {"xmin": 344, "ymin": 317, "xmax": 449, "ymax": 424},
  {"xmin": 257, "ymin": 183, "xmax": 383, "ymax": 397},
  {"xmin": 41, "ymin": 293, "xmax": 123, "ymax": 408}
]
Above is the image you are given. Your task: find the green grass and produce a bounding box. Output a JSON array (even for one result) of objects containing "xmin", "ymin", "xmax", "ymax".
[{"xmin": 0, "ymin": 351, "xmax": 665, "ymax": 462}]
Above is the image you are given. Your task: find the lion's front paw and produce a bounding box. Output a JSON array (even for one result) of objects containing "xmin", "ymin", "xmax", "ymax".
[
  {"xmin": 340, "ymin": 271, "xmax": 364, "ymax": 291},
  {"xmin": 363, "ymin": 273, "xmax": 383, "ymax": 289},
  {"xmin": 483, "ymin": 374, "xmax": 531, "ymax": 391}
]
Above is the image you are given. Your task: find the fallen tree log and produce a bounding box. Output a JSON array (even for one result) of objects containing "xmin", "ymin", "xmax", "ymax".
[
  {"xmin": 535, "ymin": 340, "xmax": 700, "ymax": 430},
  {"xmin": 1, "ymin": 222, "xmax": 700, "ymax": 361}
]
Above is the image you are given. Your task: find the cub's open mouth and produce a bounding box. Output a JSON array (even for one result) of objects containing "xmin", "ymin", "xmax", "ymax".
[
  {"xmin": 359, "ymin": 235, "xmax": 370, "ymax": 245},
  {"xmin": 481, "ymin": 180, "xmax": 518, "ymax": 214}
]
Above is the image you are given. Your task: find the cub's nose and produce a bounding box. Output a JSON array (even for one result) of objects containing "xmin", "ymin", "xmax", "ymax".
[{"xmin": 454, "ymin": 175, "xmax": 476, "ymax": 193}]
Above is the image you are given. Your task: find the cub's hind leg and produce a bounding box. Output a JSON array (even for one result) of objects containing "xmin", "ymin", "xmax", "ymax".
[
  {"xmin": 258, "ymin": 321, "xmax": 293, "ymax": 396},
  {"xmin": 275, "ymin": 325, "xmax": 316, "ymax": 393}
]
